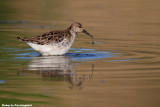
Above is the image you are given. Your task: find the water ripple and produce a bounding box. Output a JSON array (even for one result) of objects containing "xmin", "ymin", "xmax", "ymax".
[{"xmin": 13, "ymin": 48, "xmax": 117, "ymax": 61}]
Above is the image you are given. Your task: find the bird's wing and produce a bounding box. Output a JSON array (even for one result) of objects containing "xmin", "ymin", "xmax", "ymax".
[{"xmin": 18, "ymin": 31, "xmax": 66, "ymax": 45}]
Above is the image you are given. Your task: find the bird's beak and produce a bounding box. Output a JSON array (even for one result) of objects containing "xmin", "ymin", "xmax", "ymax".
[{"xmin": 83, "ymin": 29, "xmax": 94, "ymax": 44}]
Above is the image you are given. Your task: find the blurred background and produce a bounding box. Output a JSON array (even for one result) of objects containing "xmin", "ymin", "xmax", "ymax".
[{"xmin": 0, "ymin": 0, "xmax": 160, "ymax": 107}]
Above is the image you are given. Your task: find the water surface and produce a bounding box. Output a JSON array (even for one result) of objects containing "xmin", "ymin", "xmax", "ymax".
[{"xmin": 0, "ymin": 0, "xmax": 160, "ymax": 107}]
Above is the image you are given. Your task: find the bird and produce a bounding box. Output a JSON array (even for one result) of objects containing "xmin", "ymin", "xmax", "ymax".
[{"xmin": 17, "ymin": 22, "xmax": 94, "ymax": 56}]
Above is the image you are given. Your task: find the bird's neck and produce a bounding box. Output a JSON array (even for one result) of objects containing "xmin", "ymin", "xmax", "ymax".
[
  {"xmin": 66, "ymin": 26, "xmax": 77, "ymax": 36},
  {"xmin": 69, "ymin": 30, "xmax": 77, "ymax": 44},
  {"xmin": 69, "ymin": 30, "xmax": 77, "ymax": 37}
]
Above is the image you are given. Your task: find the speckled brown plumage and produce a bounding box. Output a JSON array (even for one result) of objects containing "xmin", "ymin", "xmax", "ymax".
[{"xmin": 17, "ymin": 27, "xmax": 72, "ymax": 45}]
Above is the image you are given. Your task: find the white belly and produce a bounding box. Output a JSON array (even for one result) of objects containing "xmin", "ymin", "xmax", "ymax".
[{"xmin": 27, "ymin": 41, "xmax": 73, "ymax": 56}]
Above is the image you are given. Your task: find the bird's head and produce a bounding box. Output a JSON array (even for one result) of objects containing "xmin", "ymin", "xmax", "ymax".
[{"xmin": 69, "ymin": 22, "xmax": 94, "ymax": 44}]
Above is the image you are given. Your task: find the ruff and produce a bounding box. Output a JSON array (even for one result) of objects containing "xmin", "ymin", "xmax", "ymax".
[{"xmin": 17, "ymin": 22, "xmax": 94, "ymax": 56}]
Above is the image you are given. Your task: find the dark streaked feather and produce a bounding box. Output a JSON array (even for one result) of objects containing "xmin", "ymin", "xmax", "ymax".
[{"xmin": 17, "ymin": 28, "xmax": 71, "ymax": 45}]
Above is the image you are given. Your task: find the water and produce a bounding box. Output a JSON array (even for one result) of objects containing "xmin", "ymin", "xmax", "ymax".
[{"xmin": 0, "ymin": 0, "xmax": 160, "ymax": 107}]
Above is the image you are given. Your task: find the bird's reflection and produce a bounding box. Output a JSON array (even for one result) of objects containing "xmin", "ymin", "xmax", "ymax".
[{"xmin": 18, "ymin": 56, "xmax": 94, "ymax": 89}]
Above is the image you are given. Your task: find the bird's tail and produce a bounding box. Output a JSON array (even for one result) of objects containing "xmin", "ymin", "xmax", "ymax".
[{"xmin": 17, "ymin": 37, "xmax": 28, "ymax": 42}]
